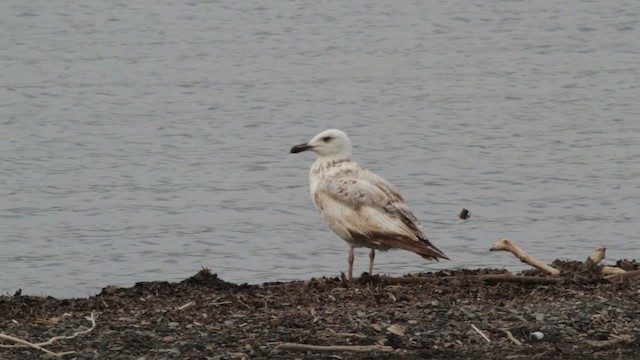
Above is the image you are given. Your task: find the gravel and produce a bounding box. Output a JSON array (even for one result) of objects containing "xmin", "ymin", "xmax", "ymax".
[{"xmin": 1, "ymin": 260, "xmax": 639, "ymax": 359}]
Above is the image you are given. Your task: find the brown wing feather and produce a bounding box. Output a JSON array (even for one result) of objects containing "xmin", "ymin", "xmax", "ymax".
[
  {"xmin": 318, "ymin": 163, "xmax": 449, "ymax": 261},
  {"xmin": 348, "ymin": 230, "xmax": 449, "ymax": 261}
]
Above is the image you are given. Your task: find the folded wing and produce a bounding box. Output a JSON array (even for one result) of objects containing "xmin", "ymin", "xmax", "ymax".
[{"xmin": 313, "ymin": 164, "xmax": 449, "ymax": 261}]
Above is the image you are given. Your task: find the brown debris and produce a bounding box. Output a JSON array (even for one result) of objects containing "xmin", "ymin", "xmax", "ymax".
[
  {"xmin": 0, "ymin": 265, "xmax": 639, "ymax": 359},
  {"xmin": 274, "ymin": 343, "xmax": 393, "ymax": 353}
]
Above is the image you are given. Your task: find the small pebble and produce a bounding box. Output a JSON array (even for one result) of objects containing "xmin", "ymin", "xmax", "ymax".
[{"xmin": 531, "ymin": 331, "xmax": 544, "ymax": 341}]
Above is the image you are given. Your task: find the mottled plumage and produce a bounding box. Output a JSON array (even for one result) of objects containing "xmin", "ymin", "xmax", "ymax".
[{"xmin": 290, "ymin": 129, "xmax": 448, "ymax": 280}]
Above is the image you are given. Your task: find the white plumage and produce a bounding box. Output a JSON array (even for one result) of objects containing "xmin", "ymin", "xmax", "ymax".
[{"xmin": 291, "ymin": 129, "xmax": 448, "ymax": 280}]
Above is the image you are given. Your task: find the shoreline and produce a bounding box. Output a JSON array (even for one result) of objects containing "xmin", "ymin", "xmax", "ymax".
[{"xmin": 1, "ymin": 261, "xmax": 639, "ymax": 359}]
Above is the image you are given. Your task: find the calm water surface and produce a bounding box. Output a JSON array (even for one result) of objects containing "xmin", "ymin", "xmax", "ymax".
[{"xmin": 1, "ymin": 0, "xmax": 639, "ymax": 298}]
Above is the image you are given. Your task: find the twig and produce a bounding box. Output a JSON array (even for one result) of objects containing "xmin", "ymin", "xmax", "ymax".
[
  {"xmin": 0, "ymin": 333, "xmax": 61, "ymax": 357},
  {"xmin": 584, "ymin": 334, "xmax": 633, "ymax": 348},
  {"xmin": 326, "ymin": 328, "xmax": 367, "ymax": 338},
  {"xmin": 0, "ymin": 312, "xmax": 96, "ymax": 350},
  {"xmin": 490, "ymin": 239, "xmax": 560, "ymax": 275},
  {"xmin": 470, "ymin": 324, "xmax": 491, "ymax": 343},
  {"xmin": 379, "ymin": 274, "xmax": 562, "ymax": 285},
  {"xmin": 605, "ymin": 269, "xmax": 640, "ymax": 282},
  {"xmin": 35, "ymin": 312, "xmax": 97, "ymax": 347},
  {"xmin": 274, "ymin": 343, "xmax": 393, "ymax": 353},
  {"xmin": 472, "ymin": 274, "xmax": 562, "ymax": 284},
  {"xmin": 211, "ymin": 301, "xmax": 233, "ymax": 306},
  {"xmin": 504, "ymin": 330, "xmax": 523, "ymax": 346},
  {"xmin": 602, "ymin": 266, "xmax": 627, "ymax": 276},
  {"xmin": 238, "ymin": 300, "xmax": 252, "ymax": 310},
  {"xmin": 336, "ymin": 332, "xmax": 367, "ymax": 339},
  {"xmin": 177, "ymin": 301, "xmax": 195, "ymax": 311}
]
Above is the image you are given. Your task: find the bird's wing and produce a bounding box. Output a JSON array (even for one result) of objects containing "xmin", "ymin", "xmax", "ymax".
[{"xmin": 314, "ymin": 163, "xmax": 448, "ymax": 260}]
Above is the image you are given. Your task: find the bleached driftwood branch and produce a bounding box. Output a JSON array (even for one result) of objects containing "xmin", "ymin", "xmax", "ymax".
[
  {"xmin": 274, "ymin": 343, "xmax": 393, "ymax": 353},
  {"xmin": 471, "ymin": 274, "xmax": 562, "ymax": 284},
  {"xmin": 379, "ymin": 274, "xmax": 563, "ymax": 285},
  {"xmin": 0, "ymin": 333, "xmax": 61, "ymax": 357},
  {"xmin": 0, "ymin": 312, "xmax": 96, "ymax": 357},
  {"xmin": 585, "ymin": 334, "xmax": 634, "ymax": 348},
  {"xmin": 582, "ymin": 246, "xmax": 606, "ymax": 270},
  {"xmin": 490, "ymin": 239, "xmax": 561, "ymax": 275},
  {"xmin": 490, "ymin": 241, "xmax": 635, "ymax": 280},
  {"xmin": 504, "ymin": 330, "xmax": 523, "ymax": 346},
  {"xmin": 589, "ymin": 246, "xmax": 606, "ymax": 264},
  {"xmin": 177, "ymin": 301, "xmax": 195, "ymax": 311},
  {"xmin": 604, "ymin": 269, "xmax": 640, "ymax": 281},
  {"xmin": 470, "ymin": 324, "xmax": 490, "ymax": 343},
  {"xmin": 601, "ymin": 266, "xmax": 627, "ymax": 275}
]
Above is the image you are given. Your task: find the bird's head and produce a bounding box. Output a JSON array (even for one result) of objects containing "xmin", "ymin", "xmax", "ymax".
[{"xmin": 290, "ymin": 129, "xmax": 352, "ymax": 159}]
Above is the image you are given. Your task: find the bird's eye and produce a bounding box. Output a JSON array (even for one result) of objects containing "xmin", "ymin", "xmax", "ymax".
[{"xmin": 322, "ymin": 136, "xmax": 333, "ymax": 142}]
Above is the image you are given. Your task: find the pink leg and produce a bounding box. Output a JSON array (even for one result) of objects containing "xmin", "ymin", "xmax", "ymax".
[
  {"xmin": 348, "ymin": 247, "xmax": 355, "ymax": 281},
  {"xmin": 369, "ymin": 249, "xmax": 375, "ymax": 275}
]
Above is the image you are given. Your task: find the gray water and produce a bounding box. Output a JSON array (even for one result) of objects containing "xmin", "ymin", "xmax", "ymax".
[{"xmin": 1, "ymin": 0, "xmax": 639, "ymax": 298}]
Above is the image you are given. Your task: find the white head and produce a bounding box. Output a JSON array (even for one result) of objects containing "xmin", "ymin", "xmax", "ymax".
[{"xmin": 290, "ymin": 129, "xmax": 352, "ymax": 160}]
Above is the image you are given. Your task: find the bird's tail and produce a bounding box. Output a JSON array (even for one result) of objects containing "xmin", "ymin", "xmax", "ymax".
[{"xmin": 416, "ymin": 235, "xmax": 449, "ymax": 261}]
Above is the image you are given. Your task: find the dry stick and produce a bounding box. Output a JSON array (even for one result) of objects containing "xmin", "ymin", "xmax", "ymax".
[
  {"xmin": 471, "ymin": 274, "xmax": 562, "ymax": 284},
  {"xmin": 602, "ymin": 266, "xmax": 627, "ymax": 275},
  {"xmin": 0, "ymin": 333, "xmax": 61, "ymax": 357},
  {"xmin": 584, "ymin": 334, "xmax": 634, "ymax": 348},
  {"xmin": 605, "ymin": 269, "xmax": 640, "ymax": 281},
  {"xmin": 381, "ymin": 274, "xmax": 562, "ymax": 285},
  {"xmin": 177, "ymin": 301, "xmax": 195, "ymax": 311},
  {"xmin": 33, "ymin": 312, "xmax": 96, "ymax": 347},
  {"xmin": 504, "ymin": 330, "xmax": 523, "ymax": 346},
  {"xmin": 0, "ymin": 312, "xmax": 96, "ymax": 349},
  {"xmin": 211, "ymin": 301, "xmax": 233, "ymax": 306},
  {"xmin": 490, "ymin": 239, "xmax": 561, "ymax": 276},
  {"xmin": 274, "ymin": 343, "xmax": 393, "ymax": 353},
  {"xmin": 326, "ymin": 328, "xmax": 367, "ymax": 339},
  {"xmin": 470, "ymin": 324, "xmax": 491, "ymax": 343},
  {"xmin": 587, "ymin": 247, "xmax": 628, "ymax": 276}
]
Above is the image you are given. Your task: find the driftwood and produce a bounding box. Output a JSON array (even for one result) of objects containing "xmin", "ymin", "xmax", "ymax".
[
  {"xmin": 471, "ymin": 274, "xmax": 562, "ymax": 284},
  {"xmin": 584, "ymin": 334, "xmax": 634, "ymax": 348},
  {"xmin": 601, "ymin": 266, "xmax": 627, "ymax": 275},
  {"xmin": 504, "ymin": 330, "xmax": 523, "ymax": 346},
  {"xmin": 470, "ymin": 324, "xmax": 490, "ymax": 343},
  {"xmin": 0, "ymin": 333, "xmax": 63, "ymax": 357},
  {"xmin": 379, "ymin": 274, "xmax": 562, "ymax": 286},
  {"xmin": 582, "ymin": 246, "xmax": 606, "ymax": 270},
  {"xmin": 0, "ymin": 312, "xmax": 96, "ymax": 358},
  {"xmin": 490, "ymin": 239, "xmax": 561, "ymax": 275},
  {"xmin": 380, "ymin": 241, "xmax": 636, "ymax": 286},
  {"xmin": 489, "ymin": 240, "xmax": 639, "ymax": 282},
  {"xmin": 274, "ymin": 343, "xmax": 393, "ymax": 353},
  {"xmin": 604, "ymin": 269, "xmax": 640, "ymax": 282}
]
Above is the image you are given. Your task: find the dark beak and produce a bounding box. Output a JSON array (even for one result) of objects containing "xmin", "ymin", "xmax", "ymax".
[{"xmin": 290, "ymin": 143, "xmax": 312, "ymax": 153}]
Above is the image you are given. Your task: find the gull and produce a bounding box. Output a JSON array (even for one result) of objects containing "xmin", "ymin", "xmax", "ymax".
[{"xmin": 290, "ymin": 129, "xmax": 449, "ymax": 280}]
